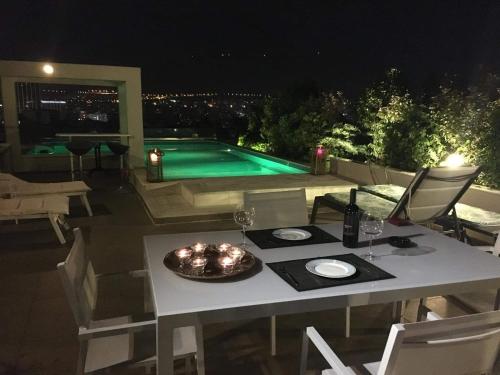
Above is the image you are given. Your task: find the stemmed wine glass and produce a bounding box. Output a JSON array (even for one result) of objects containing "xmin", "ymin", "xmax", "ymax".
[
  {"xmin": 360, "ymin": 212, "xmax": 384, "ymax": 261},
  {"xmin": 233, "ymin": 205, "xmax": 255, "ymax": 250}
]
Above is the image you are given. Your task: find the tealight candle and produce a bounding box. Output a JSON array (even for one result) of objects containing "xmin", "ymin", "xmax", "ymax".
[
  {"xmin": 227, "ymin": 246, "xmax": 246, "ymax": 263},
  {"xmin": 191, "ymin": 242, "xmax": 207, "ymax": 254},
  {"xmin": 217, "ymin": 242, "xmax": 232, "ymax": 253},
  {"xmin": 218, "ymin": 256, "xmax": 235, "ymax": 274},
  {"xmin": 175, "ymin": 248, "xmax": 193, "ymax": 264},
  {"xmin": 190, "ymin": 256, "xmax": 207, "ymax": 274}
]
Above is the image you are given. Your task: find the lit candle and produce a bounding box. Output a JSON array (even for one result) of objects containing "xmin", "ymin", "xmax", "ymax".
[
  {"xmin": 191, "ymin": 242, "xmax": 207, "ymax": 254},
  {"xmin": 190, "ymin": 256, "xmax": 207, "ymax": 274},
  {"xmin": 227, "ymin": 246, "xmax": 246, "ymax": 263},
  {"xmin": 217, "ymin": 242, "xmax": 232, "ymax": 253},
  {"xmin": 175, "ymin": 248, "xmax": 192, "ymax": 264},
  {"xmin": 218, "ymin": 256, "xmax": 235, "ymax": 273}
]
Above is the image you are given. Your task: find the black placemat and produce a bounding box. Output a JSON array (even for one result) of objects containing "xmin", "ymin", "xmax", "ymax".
[
  {"xmin": 245, "ymin": 225, "xmax": 340, "ymax": 250},
  {"xmin": 267, "ymin": 253, "xmax": 396, "ymax": 292}
]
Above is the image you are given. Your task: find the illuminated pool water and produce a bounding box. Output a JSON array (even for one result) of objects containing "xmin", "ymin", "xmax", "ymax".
[
  {"xmin": 26, "ymin": 140, "xmax": 308, "ymax": 180},
  {"xmin": 145, "ymin": 140, "xmax": 308, "ymax": 179}
]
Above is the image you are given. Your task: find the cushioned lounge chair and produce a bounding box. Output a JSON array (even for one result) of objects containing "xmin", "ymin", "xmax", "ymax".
[
  {"xmin": 0, "ymin": 172, "xmax": 92, "ymax": 216},
  {"xmin": 311, "ymin": 166, "xmax": 482, "ymax": 236},
  {"xmin": 0, "ymin": 195, "xmax": 69, "ymax": 244}
]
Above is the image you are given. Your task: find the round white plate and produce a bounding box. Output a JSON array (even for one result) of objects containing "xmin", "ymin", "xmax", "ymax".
[
  {"xmin": 305, "ymin": 259, "xmax": 357, "ymax": 278},
  {"xmin": 272, "ymin": 228, "xmax": 312, "ymax": 241}
]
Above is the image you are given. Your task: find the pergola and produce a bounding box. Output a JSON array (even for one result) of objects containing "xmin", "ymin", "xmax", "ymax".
[{"xmin": 0, "ymin": 60, "xmax": 144, "ymax": 171}]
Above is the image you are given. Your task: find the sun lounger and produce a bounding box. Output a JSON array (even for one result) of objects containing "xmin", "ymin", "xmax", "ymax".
[
  {"xmin": 0, "ymin": 196, "xmax": 69, "ymax": 244},
  {"xmin": 0, "ymin": 173, "xmax": 92, "ymax": 216},
  {"xmin": 311, "ymin": 166, "xmax": 483, "ymax": 238}
]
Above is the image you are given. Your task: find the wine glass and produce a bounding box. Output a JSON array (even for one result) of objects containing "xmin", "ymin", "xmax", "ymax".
[
  {"xmin": 233, "ymin": 205, "xmax": 255, "ymax": 249},
  {"xmin": 360, "ymin": 212, "xmax": 384, "ymax": 260}
]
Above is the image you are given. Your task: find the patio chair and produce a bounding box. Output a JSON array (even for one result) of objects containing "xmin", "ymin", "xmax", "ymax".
[
  {"xmin": 310, "ymin": 166, "xmax": 482, "ymax": 237},
  {"xmin": 244, "ymin": 188, "xmax": 309, "ymax": 230},
  {"xmin": 244, "ymin": 189, "xmax": 310, "ymax": 356},
  {"xmin": 57, "ymin": 228, "xmax": 205, "ymax": 374},
  {"xmin": 0, "ymin": 172, "xmax": 93, "ymax": 216},
  {"xmin": 300, "ymin": 310, "xmax": 500, "ymax": 375},
  {"xmin": 449, "ymin": 235, "xmax": 500, "ymax": 315},
  {"xmin": 244, "ymin": 189, "xmax": 351, "ymax": 353},
  {"xmin": 0, "ymin": 195, "xmax": 69, "ymax": 244}
]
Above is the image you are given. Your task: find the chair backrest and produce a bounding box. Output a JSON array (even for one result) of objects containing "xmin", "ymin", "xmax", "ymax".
[
  {"xmin": 389, "ymin": 166, "xmax": 481, "ymax": 223},
  {"xmin": 378, "ymin": 310, "xmax": 500, "ymax": 375},
  {"xmin": 57, "ymin": 228, "xmax": 97, "ymax": 327},
  {"xmin": 243, "ymin": 189, "xmax": 309, "ymax": 230}
]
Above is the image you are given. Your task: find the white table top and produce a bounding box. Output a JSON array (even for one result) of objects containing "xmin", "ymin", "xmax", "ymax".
[
  {"xmin": 144, "ymin": 224, "xmax": 500, "ymax": 322},
  {"xmin": 55, "ymin": 133, "xmax": 132, "ymax": 137}
]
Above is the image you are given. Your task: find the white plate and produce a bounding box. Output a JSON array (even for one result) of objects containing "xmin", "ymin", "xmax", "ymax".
[
  {"xmin": 305, "ymin": 259, "xmax": 357, "ymax": 278},
  {"xmin": 272, "ymin": 228, "xmax": 312, "ymax": 241}
]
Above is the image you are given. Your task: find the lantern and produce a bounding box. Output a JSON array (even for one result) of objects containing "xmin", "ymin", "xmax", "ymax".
[
  {"xmin": 311, "ymin": 145, "xmax": 330, "ymax": 175},
  {"xmin": 147, "ymin": 148, "xmax": 164, "ymax": 182}
]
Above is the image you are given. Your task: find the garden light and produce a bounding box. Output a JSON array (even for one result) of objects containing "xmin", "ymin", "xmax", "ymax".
[{"xmin": 440, "ymin": 153, "xmax": 465, "ymax": 168}]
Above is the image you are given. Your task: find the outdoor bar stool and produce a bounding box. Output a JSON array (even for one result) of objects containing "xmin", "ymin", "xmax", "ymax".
[
  {"xmin": 65, "ymin": 140, "xmax": 94, "ymax": 181},
  {"xmin": 106, "ymin": 141, "xmax": 130, "ymax": 187}
]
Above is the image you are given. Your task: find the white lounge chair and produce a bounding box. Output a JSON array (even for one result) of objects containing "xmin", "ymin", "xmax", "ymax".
[
  {"xmin": 57, "ymin": 228, "xmax": 205, "ymax": 374},
  {"xmin": 0, "ymin": 172, "xmax": 93, "ymax": 216},
  {"xmin": 300, "ymin": 310, "xmax": 500, "ymax": 375},
  {"xmin": 0, "ymin": 195, "xmax": 69, "ymax": 244}
]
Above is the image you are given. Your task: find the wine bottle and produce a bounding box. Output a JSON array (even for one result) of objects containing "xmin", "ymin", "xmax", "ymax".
[{"xmin": 343, "ymin": 188, "xmax": 359, "ymax": 248}]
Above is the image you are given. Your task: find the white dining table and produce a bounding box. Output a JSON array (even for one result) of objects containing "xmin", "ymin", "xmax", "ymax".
[{"xmin": 143, "ymin": 223, "xmax": 500, "ymax": 375}]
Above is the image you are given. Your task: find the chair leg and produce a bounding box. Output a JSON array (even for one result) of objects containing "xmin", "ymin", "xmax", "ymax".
[
  {"xmin": 195, "ymin": 324, "xmax": 205, "ymax": 375},
  {"xmin": 80, "ymin": 193, "xmax": 93, "ymax": 216},
  {"xmin": 392, "ymin": 301, "xmax": 405, "ymax": 323},
  {"xmin": 79, "ymin": 156, "xmax": 84, "ymax": 180},
  {"xmin": 70, "ymin": 153, "xmax": 75, "ymax": 181},
  {"xmin": 345, "ymin": 307, "xmax": 350, "ymax": 338},
  {"xmin": 185, "ymin": 356, "xmax": 193, "ymax": 374},
  {"xmin": 49, "ymin": 214, "xmax": 66, "ymax": 244},
  {"xmin": 416, "ymin": 298, "xmax": 428, "ymax": 322},
  {"xmin": 270, "ymin": 315, "xmax": 277, "ymax": 356},
  {"xmin": 299, "ymin": 328, "xmax": 309, "ymax": 375},
  {"xmin": 310, "ymin": 197, "xmax": 322, "ymax": 224},
  {"xmin": 494, "ymin": 289, "xmax": 499, "ymax": 311}
]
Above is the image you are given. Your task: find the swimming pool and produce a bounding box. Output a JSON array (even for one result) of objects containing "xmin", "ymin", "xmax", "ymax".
[
  {"xmin": 26, "ymin": 140, "xmax": 309, "ymax": 180},
  {"xmin": 145, "ymin": 140, "xmax": 308, "ymax": 179}
]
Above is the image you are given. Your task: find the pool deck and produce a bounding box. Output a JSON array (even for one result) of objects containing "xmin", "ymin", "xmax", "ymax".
[{"xmin": 132, "ymin": 168, "xmax": 356, "ymax": 222}]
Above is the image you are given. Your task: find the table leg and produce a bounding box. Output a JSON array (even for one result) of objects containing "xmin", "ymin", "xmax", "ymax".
[{"xmin": 157, "ymin": 318, "xmax": 175, "ymax": 375}]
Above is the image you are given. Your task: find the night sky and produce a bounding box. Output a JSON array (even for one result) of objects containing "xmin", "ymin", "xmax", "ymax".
[{"xmin": 0, "ymin": 1, "xmax": 499, "ymax": 95}]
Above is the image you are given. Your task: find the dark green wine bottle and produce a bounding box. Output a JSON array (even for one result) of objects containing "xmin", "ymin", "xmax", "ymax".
[{"xmin": 343, "ymin": 188, "xmax": 359, "ymax": 248}]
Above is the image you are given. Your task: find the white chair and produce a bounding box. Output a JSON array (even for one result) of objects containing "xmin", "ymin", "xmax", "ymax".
[
  {"xmin": 451, "ymin": 235, "xmax": 500, "ymax": 314},
  {"xmin": 476, "ymin": 234, "xmax": 500, "ymax": 310},
  {"xmin": 243, "ymin": 188, "xmax": 309, "ymax": 230},
  {"xmin": 244, "ymin": 189, "xmax": 310, "ymax": 356},
  {"xmin": 0, "ymin": 172, "xmax": 92, "ymax": 216},
  {"xmin": 300, "ymin": 310, "xmax": 500, "ymax": 375},
  {"xmin": 57, "ymin": 228, "xmax": 205, "ymax": 374},
  {"xmin": 244, "ymin": 189, "xmax": 351, "ymax": 354}
]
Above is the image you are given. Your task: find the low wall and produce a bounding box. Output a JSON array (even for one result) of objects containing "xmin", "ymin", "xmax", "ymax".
[{"xmin": 331, "ymin": 158, "xmax": 500, "ymax": 213}]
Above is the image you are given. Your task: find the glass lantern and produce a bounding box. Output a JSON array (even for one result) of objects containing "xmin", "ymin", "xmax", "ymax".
[
  {"xmin": 147, "ymin": 148, "xmax": 164, "ymax": 182},
  {"xmin": 311, "ymin": 144, "xmax": 330, "ymax": 175}
]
